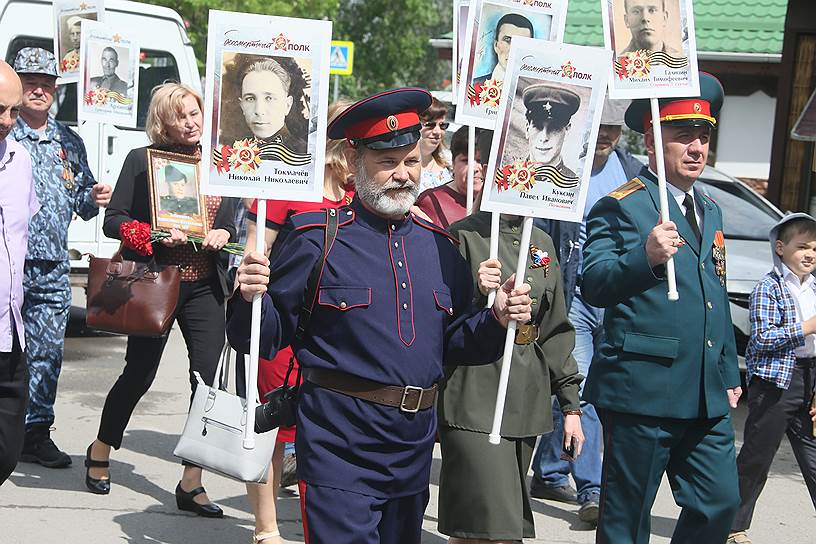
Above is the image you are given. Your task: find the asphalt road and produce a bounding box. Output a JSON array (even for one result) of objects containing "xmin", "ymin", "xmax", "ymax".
[{"xmin": 1, "ymin": 323, "xmax": 813, "ymax": 543}]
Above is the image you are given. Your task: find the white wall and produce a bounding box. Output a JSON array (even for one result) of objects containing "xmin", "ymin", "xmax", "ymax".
[{"xmin": 715, "ymin": 91, "xmax": 776, "ymax": 179}]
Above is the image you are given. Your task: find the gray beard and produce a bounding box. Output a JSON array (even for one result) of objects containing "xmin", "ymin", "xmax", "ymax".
[{"xmin": 354, "ymin": 158, "xmax": 419, "ymax": 217}]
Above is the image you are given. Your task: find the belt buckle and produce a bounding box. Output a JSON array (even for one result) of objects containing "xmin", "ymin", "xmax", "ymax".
[
  {"xmin": 400, "ymin": 386, "xmax": 424, "ymax": 413},
  {"xmin": 514, "ymin": 324, "xmax": 538, "ymax": 345}
]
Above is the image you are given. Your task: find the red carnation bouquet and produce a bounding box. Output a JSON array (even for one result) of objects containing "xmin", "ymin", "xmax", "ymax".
[
  {"xmin": 119, "ymin": 220, "xmax": 245, "ymax": 256},
  {"xmin": 120, "ymin": 220, "xmax": 154, "ymax": 256}
]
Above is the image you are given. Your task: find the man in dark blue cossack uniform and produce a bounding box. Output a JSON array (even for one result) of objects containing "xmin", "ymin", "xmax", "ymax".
[{"xmin": 227, "ymin": 88, "xmax": 533, "ymax": 543}]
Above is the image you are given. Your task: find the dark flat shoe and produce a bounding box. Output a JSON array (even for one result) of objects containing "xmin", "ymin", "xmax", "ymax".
[
  {"xmin": 175, "ymin": 482, "xmax": 223, "ymax": 518},
  {"xmin": 84, "ymin": 444, "xmax": 110, "ymax": 495}
]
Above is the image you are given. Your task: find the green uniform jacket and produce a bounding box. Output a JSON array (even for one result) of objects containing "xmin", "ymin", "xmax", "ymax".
[
  {"xmin": 582, "ymin": 170, "xmax": 740, "ymax": 420},
  {"xmin": 160, "ymin": 195, "xmax": 200, "ymax": 215},
  {"xmin": 440, "ymin": 212, "xmax": 582, "ymax": 437}
]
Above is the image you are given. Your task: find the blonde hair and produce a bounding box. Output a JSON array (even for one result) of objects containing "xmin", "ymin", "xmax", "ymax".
[
  {"xmin": 145, "ymin": 83, "xmax": 204, "ymax": 146},
  {"xmin": 325, "ymin": 99, "xmax": 353, "ymax": 187}
]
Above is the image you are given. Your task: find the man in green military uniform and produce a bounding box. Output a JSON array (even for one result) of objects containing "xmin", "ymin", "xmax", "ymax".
[
  {"xmin": 160, "ymin": 164, "xmax": 199, "ymax": 215},
  {"xmin": 581, "ymin": 72, "xmax": 742, "ymax": 543},
  {"xmin": 522, "ymin": 84, "xmax": 580, "ymax": 188}
]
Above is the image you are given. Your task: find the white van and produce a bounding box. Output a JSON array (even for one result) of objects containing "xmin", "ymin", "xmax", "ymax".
[{"xmin": 0, "ymin": 0, "xmax": 202, "ymax": 285}]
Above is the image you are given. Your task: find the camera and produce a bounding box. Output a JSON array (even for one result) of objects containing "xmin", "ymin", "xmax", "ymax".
[{"xmin": 254, "ymin": 385, "xmax": 299, "ymax": 433}]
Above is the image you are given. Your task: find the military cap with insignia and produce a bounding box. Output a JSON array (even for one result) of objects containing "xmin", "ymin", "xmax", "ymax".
[
  {"xmin": 14, "ymin": 47, "xmax": 58, "ymax": 78},
  {"xmin": 163, "ymin": 164, "xmax": 188, "ymax": 184},
  {"xmin": 625, "ymin": 72, "xmax": 724, "ymax": 134},
  {"xmin": 327, "ymin": 88, "xmax": 433, "ymax": 150},
  {"xmin": 522, "ymin": 84, "xmax": 581, "ymax": 128}
]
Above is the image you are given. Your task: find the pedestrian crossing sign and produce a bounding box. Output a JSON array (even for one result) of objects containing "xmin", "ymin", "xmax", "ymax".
[{"xmin": 330, "ymin": 41, "xmax": 354, "ymax": 75}]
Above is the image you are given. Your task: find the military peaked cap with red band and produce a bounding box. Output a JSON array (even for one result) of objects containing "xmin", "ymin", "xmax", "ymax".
[
  {"xmin": 327, "ymin": 87, "xmax": 433, "ymax": 150},
  {"xmin": 625, "ymin": 72, "xmax": 724, "ymax": 134}
]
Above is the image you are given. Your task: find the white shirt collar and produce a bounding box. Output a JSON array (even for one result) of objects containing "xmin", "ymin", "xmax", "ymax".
[
  {"xmin": 647, "ymin": 168, "xmax": 694, "ymax": 203},
  {"xmin": 781, "ymin": 263, "xmax": 816, "ymax": 289},
  {"xmin": 665, "ymin": 180, "xmax": 694, "ymax": 206}
]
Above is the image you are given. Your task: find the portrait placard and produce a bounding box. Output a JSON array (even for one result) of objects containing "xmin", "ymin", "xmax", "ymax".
[
  {"xmin": 451, "ymin": 0, "xmax": 470, "ymax": 103},
  {"xmin": 53, "ymin": 0, "xmax": 104, "ymax": 81},
  {"xmin": 146, "ymin": 149, "xmax": 209, "ymax": 236},
  {"xmin": 480, "ymin": 38, "xmax": 610, "ymax": 221},
  {"xmin": 77, "ymin": 20, "xmax": 139, "ymax": 127},
  {"xmin": 455, "ymin": 0, "xmax": 568, "ymax": 129},
  {"xmin": 602, "ymin": 0, "xmax": 700, "ymax": 99},
  {"xmin": 200, "ymin": 10, "xmax": 331, "ymax": 201}
]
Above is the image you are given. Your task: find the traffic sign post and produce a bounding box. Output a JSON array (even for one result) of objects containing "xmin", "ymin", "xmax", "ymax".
[{"xmin": 330, "ymin": 40, "xmax": 354, "ymax": 102}]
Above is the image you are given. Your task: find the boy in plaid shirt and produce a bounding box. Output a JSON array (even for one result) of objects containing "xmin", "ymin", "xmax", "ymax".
[{"xmin": 728, "ymin": 213, "xmax": 816, "ymax": 544}]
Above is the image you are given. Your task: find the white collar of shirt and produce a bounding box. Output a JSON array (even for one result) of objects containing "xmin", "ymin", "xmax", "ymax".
[
  {"xmin": 780, "ymin": 263, "xmax": 816, "ymax": 357},
  {"xmin": 665, "ymin": 180, "xmax": 695, "ymax": 212},
  {"xmin": 648, "ymin": 168, "xmax": 701, "ymax": 231},
  {"xmin": 781, "ymin": 263, "xmax": 816, "ymax": 291}
]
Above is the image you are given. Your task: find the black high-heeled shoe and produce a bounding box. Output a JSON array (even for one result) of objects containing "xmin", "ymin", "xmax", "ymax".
[
  {"xmin": 84, "ymin": 444, "xmax": 110, "ymax": 495},
  {"xmin": 175, "ymin": 482, "xmax": 224, "ymax": 518}
]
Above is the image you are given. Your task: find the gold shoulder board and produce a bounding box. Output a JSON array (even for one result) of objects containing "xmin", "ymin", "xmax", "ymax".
[{"xmin": 608, "ymin": 178, "xmax": 645, "ymax": 200}]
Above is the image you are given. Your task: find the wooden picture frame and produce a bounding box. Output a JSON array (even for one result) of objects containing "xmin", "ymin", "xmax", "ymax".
[{"xmin": 146, "ymin": 149, "xmax": 209, "ymax": 236}]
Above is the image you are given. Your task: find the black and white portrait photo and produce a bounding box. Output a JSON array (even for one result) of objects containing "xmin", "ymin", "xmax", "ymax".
[{"xmin": 218, "ymin": 52, "xmax": 310, "ymax": 157}]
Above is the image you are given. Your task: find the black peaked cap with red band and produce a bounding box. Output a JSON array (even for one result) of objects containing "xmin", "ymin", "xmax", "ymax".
[
  {"xmin": 327, "ymin": 88, "xmax": 433, "ymax": 150},
  {"xmin": 625, "ymin": 72, "xmax": 724, "ymax": 134}
]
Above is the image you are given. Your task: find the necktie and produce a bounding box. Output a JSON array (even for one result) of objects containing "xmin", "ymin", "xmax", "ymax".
[{"xmin": 683, "ymin": 193, "xmax": 702, "ymax": 243}]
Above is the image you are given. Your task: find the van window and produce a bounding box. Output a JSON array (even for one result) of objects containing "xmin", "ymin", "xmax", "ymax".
[{"xmin": 6, "ymin": 37, "xmax": 180, "ymax": 129}]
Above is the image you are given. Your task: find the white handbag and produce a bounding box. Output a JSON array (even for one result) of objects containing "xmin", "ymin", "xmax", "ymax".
[{"xmin": 173, "ymin": 345, "xmax": 277, "ymax": 483}]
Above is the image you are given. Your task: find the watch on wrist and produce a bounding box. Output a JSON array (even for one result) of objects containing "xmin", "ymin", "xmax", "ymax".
[{"xmin": 562, "ymin": 409, "xmax": 583, "ymax": 417}]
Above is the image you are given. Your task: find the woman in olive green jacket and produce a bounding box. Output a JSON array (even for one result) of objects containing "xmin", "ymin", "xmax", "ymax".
[{"xmin": 438, "ymin": 211, "xmax": 584, "ymax": 543}]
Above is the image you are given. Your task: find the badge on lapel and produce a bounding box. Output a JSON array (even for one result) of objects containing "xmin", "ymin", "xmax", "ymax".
[
  {"xmin": 529, "ymin": 244, "xmax": 550, "ymax": 276},
  {"xmin": 713, "ymin": 230, "xmax": 726, "ymax": 286}
]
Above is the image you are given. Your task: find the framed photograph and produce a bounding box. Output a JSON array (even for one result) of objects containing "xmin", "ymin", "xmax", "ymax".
[
  {"xmin": 480, "ymin": 37, "xmax": 611, "ymax": 222},
  {"xmin": 451, "ymin": 0, "xmax": 470, "ymax": 103},
  {"xmin": 146, "ymin": 149, "xmax": 209, "ymax": 236},
  {"xmin": 454, "ymin": 0, "xmax": 568, "ymax": 129},
  {"xmin": 53, "ymin": 0, "xmax": 104, "ymax": 81},
  {"xmin": 601, "ymin": 0, "xmax": 700, "ymax": 99},
  {"xmin": 77, "ymin": 20, "xmax": 139, "ymax": 127},
  {"xmin": 200, "ymin": 10, "xmax": 332, "ymax": 201}
]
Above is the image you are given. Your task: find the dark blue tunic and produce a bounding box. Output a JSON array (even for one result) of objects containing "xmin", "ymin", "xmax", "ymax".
[{"xmin": 227, "ymin": 197, "xmax": 506, "ymax": 498}]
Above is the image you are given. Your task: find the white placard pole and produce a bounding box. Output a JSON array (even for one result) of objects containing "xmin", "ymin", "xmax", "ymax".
[
  {"xmin": 243, "ymin": 198, "xmax": 266, "ymax": 449},
  {"xmin": 486, "ymin": 211, "xmax": 501, "ymax": 308},
  {"xmin": 95, "ymin": 122, "xmax": 106, "ymax": 256},
  {"xmin": 488, "ymin": 215, "xmax": 533, "ymax": 444},
  {"xmin": 649, "ymin": 99, "xmax": 679, "ymax": 301},
  {"xmin": 466, "ymin": 125, "xmax": 476, "ymax": 214}
]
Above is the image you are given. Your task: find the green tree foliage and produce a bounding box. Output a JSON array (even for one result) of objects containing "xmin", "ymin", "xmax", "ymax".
[
  {"xmin": 153, "ymin": 0, "xmax": 450, "ymax": 96},
  {"xmin": 333, "ymin": 0, "xmax": 452, "ymax": 96},
  {"xmin": 150, "ymin": 0, "xmax": 339, "ymax": 69}
]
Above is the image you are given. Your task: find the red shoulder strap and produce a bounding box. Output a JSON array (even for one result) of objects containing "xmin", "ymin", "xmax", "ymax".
[{"xmin": 411, "ymin": 214, "xmax": 459, "ymax": 245}]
